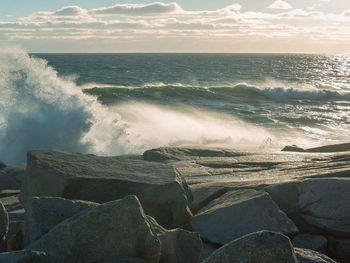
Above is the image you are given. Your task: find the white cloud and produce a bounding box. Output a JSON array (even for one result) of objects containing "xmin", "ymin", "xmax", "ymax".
[
  {"xmin": 54, "ymin": 6, "xmax": 87, "ymax": 16},
  {"xmin": 2, "ymin": 1, "xmax": 350, "ymax": 52},
  {"xmin": 268, "ymin": 0, "xmax": 292, "ymax": 10},
  {"xmin": 90, "ymin": 2, "xmax": 182, "ymax": 16}
]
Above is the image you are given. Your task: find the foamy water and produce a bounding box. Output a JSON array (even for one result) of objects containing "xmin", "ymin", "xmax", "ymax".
[{"xmin": 0, "ymin": 49, "xmax": 289, "ymax": 164}]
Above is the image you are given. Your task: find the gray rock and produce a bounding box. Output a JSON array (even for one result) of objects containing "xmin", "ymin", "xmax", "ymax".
[
  {"xmin": 146, "ymin": 215, "xmax": 202, "ymax": 263},
  {"xmin": 0, "ymin": 250, "xmax": 48, "ymax": 263},
  {"xmin": 200, "ymin": 243, "xmax": 217, "ymax": 262},
  {"xmin": 190, "ymin": 189, "xmax": 298, "ymax": 245},
  {"xmin": 158, "ymin": 229, "xmax": 202, "ymax": 263},
  {"xmin": 103, "ymin": 259, "xmax": 146, "ymax": 263},
  {"xmin": 5, "ymin": 163, "xmax": 26, "ymax": 187},
  {"xmin": 0, "ymin": 162, "xmax": 5, "ymax": 170},
  {"xmin": 0, "ymin": 190, "xmax": 24, "ymax": 222},
  {"xmin": 29, "ymin": 195, "xmax": 161, "ymax": 263},
  {"xmin": 0, "ymin": 202, "xmax": 8, "ymax": 244},
  {"xmin": 329, "ymin": 237, "xmax": 350, "ymax": 261},
  {"xmin": 143, "ymin": 147, "xmax": 227, "ymax": 162},
  {"xmin": 281, "ymin": 145, "xmax": 306, "ymax": 152},
  {"xmin": 189, "ymin": 183, "xmax": 228, "ymax": 214},
  {"xmin": 21, "ymin": 150, "xmax": 192, "ymax": 228},
  {"xmin": 295, "ymin": 248, "xmax": 336, "ymax": 263},
  {"xmin": 266, "ymin": 178, "xmax": 350, "ymax": 236},
  {"xmin": 0, "ymin": 170, "xmax": 19, "ymax": 190},
  {"xmin": 0, "ymin": 220, "xmax": 24, "ymax": 252},
  {"xmin": 282, "ymin": 143, "xmax": 350, "ymax": 153},
  {"xmin": 305, "ymin": 142, "xmax": 350, "ymax": 153},
  {"xmin": 292, "ymin": 234, "xmax": 327, "ymax": 253},
  {"xmin": 202, "ymin": 230, "xmax": 297, "ymax": 263},
  {"xmin": 298, "ymin": 179, "xmax": 350, "ymax": 236},
  {"xmin": 24, "ymin": 197, "xmax": 98, "ymax": 247}
]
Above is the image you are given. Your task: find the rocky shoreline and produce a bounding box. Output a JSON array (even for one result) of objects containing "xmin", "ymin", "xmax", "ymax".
[{"xmin": 0, "ymin": 145, "xmax": 350, "ymax": 262}]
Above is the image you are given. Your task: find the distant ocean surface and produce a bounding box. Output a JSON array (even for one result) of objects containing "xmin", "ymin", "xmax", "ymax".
[{"xmin": 1, "ymin": 51, "xmax": 350, "ymax": 164}]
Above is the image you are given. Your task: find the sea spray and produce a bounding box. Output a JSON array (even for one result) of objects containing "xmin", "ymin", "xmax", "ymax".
[
  {"xmin": 0, "ymin": 49, "xmax": 275, "ymax": 164},
  {"xmin": 0, "ymin": 48, "xmax": 124, "ymax": 164}
]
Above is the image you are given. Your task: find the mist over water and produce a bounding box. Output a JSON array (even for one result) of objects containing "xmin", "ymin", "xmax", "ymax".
[{"xmin": 0, "ymin": 49, "xmax": 280, "ymax": 164}]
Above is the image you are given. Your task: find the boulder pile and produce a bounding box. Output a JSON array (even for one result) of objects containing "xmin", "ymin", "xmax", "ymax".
[{"xmin": 0, "ymin": 145, "xmax": 349, "ymax": 262}]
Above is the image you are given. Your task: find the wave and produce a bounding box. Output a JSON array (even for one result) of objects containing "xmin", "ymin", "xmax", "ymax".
[
  {"xmin": 0, "ymin": 48, "xmax": 273, "ymax": 164},
  {"xmin": 83, "ymin": 82, "xmax": 350, "ymax": 102}
]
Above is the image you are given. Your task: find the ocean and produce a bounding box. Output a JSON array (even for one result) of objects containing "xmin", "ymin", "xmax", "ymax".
[{"xmin": 1, "ymin": 50, "xmax": 350, "ymax": 164}]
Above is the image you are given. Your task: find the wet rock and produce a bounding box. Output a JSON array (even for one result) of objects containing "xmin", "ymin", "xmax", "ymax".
[
  {"xmin": 0, "ymin": 162, "xmax": 5, "ymax": 170},
  {"xmin": 292, "ymin": 234, "xmax": 327, "ymax": 253},
  {"xmin": 21, "ymin": 150, "xmax": 192, "ymax": 228},
  {"xmin": 202, "ymin": 230, "xmax": 297, "ymax": 263},
  {"xmin": 24, "ymin": 197, "xmax": 98, "ymax": 246},
  {"xmin": 191, "ymin": 189, "xmax": 298, "ymax": 245},
  {"xmin": 29, "ymin": 195, "xmax": 161, "ymax": 263},
  {"xmin": 295, "ymin": 248, "xmax": 336, "ymax": 263}
]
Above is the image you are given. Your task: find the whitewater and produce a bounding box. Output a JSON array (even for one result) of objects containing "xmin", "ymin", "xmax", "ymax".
[{"xmin": 1, "ymin": 49, "xmax": 350, "ymax": 164}]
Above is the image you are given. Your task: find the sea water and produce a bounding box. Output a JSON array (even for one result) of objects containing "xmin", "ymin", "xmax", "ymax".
[{"xmin": 1, "ymin": 49, "xmax": 350, "ymax": 164}]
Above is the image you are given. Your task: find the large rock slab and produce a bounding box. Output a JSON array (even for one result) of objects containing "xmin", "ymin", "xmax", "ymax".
[
  {"xmin": 202, "ymin": 230, "xmax": 297, "ymax": 263},
  {"xmin": 267, "ymin": 178, "xmax": 350, "ymax": 236},
  {"xmin": 0, "ymin": 250, "xmax": 48, "ymax": 263},
  {"xmin": 190, "ymin": 189, "xmax": 298, "ymax": 245},
  {"xmin": 21, "ymin": 150, "xmax": 192, "ymax": 228},
  {"xmin": 24, "ymin": 197, "xmax": 98, "ymax": 247},
  {"xmin": 294, "ymin": 248, "xmax": 336, "ymax": 263},
  {"xmin": 29, "ymin": 195, "xmax": 161, "ymax": 263}
]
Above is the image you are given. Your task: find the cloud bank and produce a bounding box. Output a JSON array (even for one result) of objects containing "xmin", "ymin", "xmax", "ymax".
[{"xmin": 1, "ymin": 1, "xmax": 350, "ymax": 52}]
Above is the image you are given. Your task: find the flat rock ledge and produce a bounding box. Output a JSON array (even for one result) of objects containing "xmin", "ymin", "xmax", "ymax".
[{"xmin": 21, "ymin": 150, "xmax": 192, "ymax": 228}]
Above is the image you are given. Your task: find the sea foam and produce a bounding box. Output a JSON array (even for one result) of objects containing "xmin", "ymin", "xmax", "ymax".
[{"xmin": 0, "ymin": 49, "xmax": 273, "ymax": 164}]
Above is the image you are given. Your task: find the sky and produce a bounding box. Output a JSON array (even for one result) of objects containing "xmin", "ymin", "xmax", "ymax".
[{"xmin": 1, "ymin": 0, "xmax": 350, "ymax": 53}]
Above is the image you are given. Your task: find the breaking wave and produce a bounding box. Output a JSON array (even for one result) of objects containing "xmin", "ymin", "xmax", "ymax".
[
  {"xmin": 0, "ymin": 48, "xmax": 272, "ymax": 164},
  {"xmin": 83, "ymin": 83, "xmax": 350, "ymax": 103}
]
